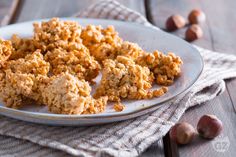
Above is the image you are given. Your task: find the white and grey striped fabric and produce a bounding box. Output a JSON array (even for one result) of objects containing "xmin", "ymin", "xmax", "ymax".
[{"xmin": 1, "ymin": 0, "xmax": 236, "ymax": 157}]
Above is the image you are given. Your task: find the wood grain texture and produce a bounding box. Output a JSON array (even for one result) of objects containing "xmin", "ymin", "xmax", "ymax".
[
  {"xmin": 228, "ymin": 79, "xmax": 236, "ymax": 113},
  {"xmin": 197, "ymin": 0, "xmax": 236, "ymax": 113},
  {"xmin": 146, "ymin": 0, "xmax": 213, "ymax": 49},
  {"xmin": 163, "ymin": 134, "xmax": 179, "ymax": 157},
  {"xmin": 198, "ymin": 0, "xmax": 236, "ymax": 54},
  {"xmin": 0, "ymin": 0, "xmax": 19, "ymax": 26},
  {"xmin": 13, "ymin": 0, "xmax": 145, "ymax": 23},
  {"xmin": 147, "ymin": 0, "xmax": 236, "ymax": 157},
  {"xmin": 179, "ymin": 91, "xmax": 236, "ymax": 157},
  {"xmin": 146, "ymin": 0, "xmax": 236, "ymax": 111},
  {"xmin": 6, "ymin": 0, "xmax": 236, "ymax": 156}
]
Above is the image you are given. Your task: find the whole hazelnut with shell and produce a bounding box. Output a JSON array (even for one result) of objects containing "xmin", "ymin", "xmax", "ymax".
[
  {"xmin": 188, "ymin": 9, "xmax": 206, "ymax": 24},
  {"xmin": 185, "ymin": 24, "xmax": 203, "ymax": 41},
  {"xmin": 166, "ymin": 15, "xmax": 186, "ymax": 31},
  {"xmin": 197, "ymin": 114, "xmax": 223, "ymax": 139},
  {"xmin": 169, "ymin": 122, "xmax": 196, "ymax": 145}
]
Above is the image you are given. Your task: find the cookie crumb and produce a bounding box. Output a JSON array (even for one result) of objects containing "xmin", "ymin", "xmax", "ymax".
[{"xmin": 113, "ymin": 102, "xmax": 125, "ymax": 112}]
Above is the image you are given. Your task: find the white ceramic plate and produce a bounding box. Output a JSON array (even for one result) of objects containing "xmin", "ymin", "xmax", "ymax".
[{"xmin": 0, "ymin": 18, "xmax": 203, "ymax": 126}]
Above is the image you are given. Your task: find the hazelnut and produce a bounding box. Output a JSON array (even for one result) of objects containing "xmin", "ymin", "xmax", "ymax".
[
  {"xmin": 185, "ymin": 24, "xmax": 203, "ymax": 41},
  {"xmin": 197, "ymin": 114, "xmax": 223, "ymax": 139},
  {"xmin": 169, "ymin": 123, "xmax": 180, "ymax": 142},
  {"xmin": 188, "ymin": 9, "xmax": 206, "ymax": 24},
  {"xmin": 169, "ymin": 122, "xmax": 196, "ymax": 145},
  {"xmin": 165, "ymin": 15, "xmax": 186, "ymax": 31}
]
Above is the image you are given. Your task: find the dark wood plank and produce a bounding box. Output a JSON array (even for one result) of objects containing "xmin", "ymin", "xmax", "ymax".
[
  {"xmin": 146, "ymin": 0, "xmax": 213, "ymax": 49},
  {"xmin": 228, "ymin": 79, "xmax": 236, "ymax": 113},
  {"xmin": 13, "ymin": 0, "xmax": 145, "ymax": 23},
  {"xmin": 163, "ymin": 134, "xmax": 179, "ymax": 157},
  {"xmin": 0, "ymin": 0, "xmax": 19, "ymax": 26},
  {"xmin": 179, "ymin": 91, "xmax": 236, "ymax": 157},
  {"xmin": 198, "ymin": 0, "xmax": 236, "ymax": 113},
  {"xmin": 146, "ymin": 0, "xmax": 236, "ymax": 108},
  {"xmin": 118, "ymin": 0, "xmax": 146, "ymax": 16},
  {"xmin": 198, "ymin": 0, "xmax": 236, "ymax": 54},
  {"xmin": 147, "ymin": 0, "xmax": 236, "ymax": 156},
  {"xmin": 13, "ymin": 0, "xmax": 95, "ymax": 22}
]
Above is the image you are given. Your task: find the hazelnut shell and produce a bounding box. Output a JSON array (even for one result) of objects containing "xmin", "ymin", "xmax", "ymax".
[
  {"xmin": 170, "ymin": 122, "xmax": 196, "ymax": 145},
  {"xmin": 185, "ymin": 24, "xmax": 203, "ymax": 41},
  {"xmin": 166, "ymin": 15, "xmax": 186, "ymax": 31},
  {"xmin": 188, "ymin": 9, "xmax": 206, "ymax": 24},
  {"xmin": 197, "ymin": 114, "xmax": 223, "ymax": 139}
]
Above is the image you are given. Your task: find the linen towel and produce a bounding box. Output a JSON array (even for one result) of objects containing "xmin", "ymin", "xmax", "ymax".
[{"xmin": 0, "ymin": 0, "xmax": 236, "ymax": 157}]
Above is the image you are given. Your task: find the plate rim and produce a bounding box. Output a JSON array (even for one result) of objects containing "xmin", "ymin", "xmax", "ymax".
[{"xmin": 0, "ymin": 17, "xmax": 204, "ymax": 120}]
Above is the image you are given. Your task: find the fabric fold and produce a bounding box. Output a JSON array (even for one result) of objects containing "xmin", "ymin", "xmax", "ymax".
[{"xmin": 0, "ymin": 0, "xmax": 236, "ymax": 157}]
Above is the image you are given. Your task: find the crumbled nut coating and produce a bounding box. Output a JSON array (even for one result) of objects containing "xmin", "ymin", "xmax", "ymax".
[
  {"xmin": 82, "ymin": 96, "xmax": 108, "ymax": 114},
  {"xmin": 4, "ymin": 70, "xmax": 48, "ymax": 104},
  {"xmin": 44, "ymin": 46, "xmax": 100, "ymax": 82},
  {"xmin": 0, "ymin": 72, "xmax": 25, "ymax": 108},
  {"xmin": 94, "ymin": 56, "xmax": 167, "ymax": 101},
  {"xmin": 81, "ymin": 25, "xmax": 122, "ymax": 62},
  {"xmin": 0, "ymin": 39, "xmax": 12, "ymax": 66},
  {"xmin": 0, "ymin": 68, "xmax": 51, "ymax": 108},
  {"xmin": 33, "ymin": 18, "xmax": 83, "ymax": 52},
  {"xmin": 10, "ymin": 34, "xmax": 37, "ymax": 60},
  {"xmin": 113, "ymin": 102, "xmax": 125, "ymax": 112},
  {"xmin": 137, "ymin": 51, "xmax": 182, "ymax": 85},
  {"xmin": 33, "ymin": 18, "xmax": 101, "ymax": 81},
  {"xmin": 42, "ymin": 73, "xmax": 107, "ymax": 114},
  {"xmin": 0, "ymin": 48, "xmax": 50, "ymax": 108},
  {"xmin": 116, "ymin": 41, "xmax": 145, "ymax": 60},
  {"xmin": 0, "ymin": 18, "xmax": 183, "ymax": 114},
  {"xmin": 0, "ymin": 50, "xmax": 51, "ymax": 108},
  {"xmin": 6, "ymin": 50, "xmax": 50, "ymax": 75}
]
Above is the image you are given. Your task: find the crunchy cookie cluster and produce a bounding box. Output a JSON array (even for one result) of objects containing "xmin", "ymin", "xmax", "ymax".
[
  {"xmin": 117, "ymin": 41, "xmax": 145, "ymax": 61},
  {"xmin": 0, "ymin": 18, "xmax": 182, "ymax": 114},
  {"xmin": 44, "ymin": 46, "xmax": 100, "ymax": 82},
  {"xmin": 33, "ymin": 18, "xmax": 83, "ymax": 52},
  {"xmin": 10, "ymin": 35, "xmax": 37, "ymax": 60},
  {"xmin": 137, "ymin": 51, "xmax": 183, "ymax": 85},
  {"xmin": 0, "ymin": 18, "xmax": 106, "ymax": 114},
  {"xmin": 94, "ymin": 56, "xmax": 168, "ymax": 101},
  {"xmin": 81, "ymin": 25, "xmax": 122, "ymax": 62},
  {"xmin": 0, "ymin": 39, "xmax": 12, "ymax": 66},
  {"xmin": 6, "ymin": 50, "xmax": 50, "ymax": 75},
  {"xmin": 42, "ymin": 73, "xmax": 107, "ymax": 114}
]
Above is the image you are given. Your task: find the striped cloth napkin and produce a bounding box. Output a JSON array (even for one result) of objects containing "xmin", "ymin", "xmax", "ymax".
[{"xmin": 1, "ymin": 0, "xmax": 236, "ymax": 156}]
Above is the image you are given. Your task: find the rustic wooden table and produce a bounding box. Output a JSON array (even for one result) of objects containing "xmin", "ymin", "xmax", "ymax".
[{"xmin": 0, "ymin": 0, "xmax": 235, "ymax": 156}]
